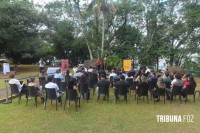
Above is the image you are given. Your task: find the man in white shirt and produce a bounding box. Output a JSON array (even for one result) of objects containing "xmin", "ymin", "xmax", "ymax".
[
  {"xmin": 39, "ymin": 58, "xmax": 45, "ymax": 73},
  {"xmin": 54, "ymin": 69, "xmax": 64, "ymax": 81},
  {"xmin": 9, "ymin": 72, "xmax": 28, "ymax": 98},
  {"xmin": 45, "ymin": 76, "xmax": 61, "ymax": 102}
]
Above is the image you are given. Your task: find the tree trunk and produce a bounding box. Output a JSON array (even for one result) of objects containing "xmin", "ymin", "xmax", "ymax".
[{"xmin": 101, "ymin": 14, "xmax": 105, "ymax": 58}]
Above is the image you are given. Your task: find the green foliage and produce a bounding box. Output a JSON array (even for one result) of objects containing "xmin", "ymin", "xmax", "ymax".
[{"xmin": 107, "ymin": 55, "xmax": 122, "ymax": 68}]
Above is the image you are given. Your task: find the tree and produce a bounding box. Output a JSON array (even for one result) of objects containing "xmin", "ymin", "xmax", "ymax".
[{"xmin": 0, "ymin": 0, "xmax": 49, "ymax": 63}]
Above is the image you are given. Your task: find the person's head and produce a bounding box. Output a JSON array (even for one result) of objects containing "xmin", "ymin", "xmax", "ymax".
[
  {"xmin": 174, "ymin": 73, "xmax": 181, "ymax": 80},
  {"xmin": 183, "ymin": 73, "xmax": 190, "ymax": 79},
  {"xmin": 47, "ymin": 76, "xmax": 53, "ymax": 82},
  {"xmin": 100, "ymin": 74, "xmax": 106, "ymax": 79},
  {"xmin": 120, "ymin": 75, "xmax": 125, "ymax": 80},
  {"xmin": 112, "ymin": 69, "xmax": 115, "ymax": 73},
  {"xmin": 164, "ymin": 71, "xmax": 170, "ymax": 77},
  {"xmin": 9, "ymin": 72, "xmax": 15, "ymax": 79},
  {"xmin": 157, "ymin": 75, "xmax": 161, "ymax": 78},
  {"xmin": 188, "ymin": 76, "xmax": 196, "ymax": 87},
  {"xmin": 56, "ymin": 69, "xmax": 60, "ymax": 74},
  {"xmin": 127, "ymin": 72, "xmax": 131, "ymax": 77},
  {"xmin": 30, "ymin": 77, "xmax": 35, "ymax": 82}
]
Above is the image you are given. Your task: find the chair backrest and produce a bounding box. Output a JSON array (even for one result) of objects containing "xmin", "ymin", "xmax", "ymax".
[
  {"xmin": 186, "ymin": 85, "xmax": 195, "ymax": 95},
  {"xmin": 138, "ymin": 82, "xmax": 149, "ymax": 96},
  {"xmin": 60, "ymin": 82, "xmax": 67, "ymax": 92},
  {"xmin": 158, "ymin": 88, "xmax": 165, "ymax": 96},
  {"xmin": 39, "ymin": 77, "xmax": 46, "ymax": 86},
  {"xmin": 113, "ymin": 78, "xmax": 120, "ymax": 84},
  {"xmin": 28, "ymin": 86, "xmax": 38, "ymax": 97},
  {"xmin": 126, "ymin": 78, "xmax": 134, "ymax": 89},
  {"xmin": 53, "ymin": 78, "xmax": 61, "ymax": 88},
  {"xmin": 10, "ymin": 84, "xmax": 19, "ymax": 94},
  {"xmin": 109, "ymin": 76, "xmax": 113, "ymax": 83},
  {"xmin": 65, "ymin": 75, "xmax": 71, "ymax": 83},
  {"xmin": 164, "ymin": 81, "xmax": 171, "ymax": 89},
  {"xmin": 118, "ymin": 86, "xmax": 128, "ymax": 95},
  {"xmin": 172, "ymin": 86, "xmax": 182, "ymax": 95},
  {"xmin": 46, "ymin": 88, "xmax": 57, "ymax": 100},
  {"xmin": 99, "ymin": 85, "xmax": 109, "ymax": 94},
  {"xmin": 67, "ymin": 89, "xmax": 77, "ymax": 101}
]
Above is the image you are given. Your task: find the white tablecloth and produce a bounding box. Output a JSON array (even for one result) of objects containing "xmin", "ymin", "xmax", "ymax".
[
  {"xmin": 47, "ymin": 67, "xmax": 61, "ymax": 76},
  {"xmin": 3, "ymin": 63, "xmax": 10, "ymax": 75}
]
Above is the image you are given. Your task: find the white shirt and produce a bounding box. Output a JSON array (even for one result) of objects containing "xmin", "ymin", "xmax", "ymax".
[
  {"xmin": 54, "ymin": 73, "xmax": 64, "ymax": 81},
  {"xmin": 45, "ymin": 82, "xmax": 60, "ymax": 97},
  {"xmin": 39, "ymin": 60, "xmax": 45, "ymax": 67},
  {"xmin": 9, "ymin": 78, "xmax": 23, "ymax": 92},
  {"xmin": 88, "ymin": 68, "xmax": 93, "ymax": 73},
  {"xmin": 109, "ymin": 73, "xmax": 117, "ymax": 78}
]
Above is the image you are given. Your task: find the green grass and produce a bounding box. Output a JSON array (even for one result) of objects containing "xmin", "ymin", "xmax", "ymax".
[
  {"xmin": 1, "ymin": 65, "xmax": 200, "ymax": 133},
  {"xmin": 0, "ymin": 93, "xmax": 200, "ymax": 133}
]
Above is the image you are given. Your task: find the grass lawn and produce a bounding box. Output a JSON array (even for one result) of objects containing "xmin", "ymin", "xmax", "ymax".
[
  {"xmin": 0, "ymin": 94, "xmax": 200, "ymax": 133},
  {"xmin": 0, "ymin": 65, "xmax": 200, "ymax": 133}
]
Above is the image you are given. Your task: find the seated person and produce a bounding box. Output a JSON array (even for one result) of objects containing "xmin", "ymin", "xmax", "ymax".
[
  {"xmin": 181, "ymin": 76, "xmax": 196, "ymax": 100},
  {"xmin": 165, "ymin": 73, "xmax": 183, "ymax": 100},
  {"xmin": 114, "ymin": 75, "xmax": 130, "ymax": 100},
  {"xmin": 136, "ymin": 76, "xmax": 149, "ymax": 99},
  {"xmin": 28, "ymin": 77, "xmax": 44, "ymax": 101},
  {"xmin": 9, "ymin": 72, "xmax": 28, "ymax": 98},
  {"xmin": 54, "ymin": 69, "xmax": 64, "ymax": 81},
  {"xmin": 97, "ymin": 74, "xmax": 110, "ymax": 99},
  {"xmin": 154, "ymin": 76, "xmax": 166, "ymax": 102},
  {"xmin": 67, "ymin": 79, "xmax": 80, "ymax": 97},
  {"xmin": 45, "ymin": 76, "xmax": 62, "ymax": 102}
]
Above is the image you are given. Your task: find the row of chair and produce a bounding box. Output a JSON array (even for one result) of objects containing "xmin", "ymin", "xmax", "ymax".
[{"xmin": 9, "ymin": 84, "xmax": 80, "ymax": 111}]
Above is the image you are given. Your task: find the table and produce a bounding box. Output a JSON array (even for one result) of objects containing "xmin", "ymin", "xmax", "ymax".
[{"xmin": 47, "ymin": 67, "xmax": 61, "ymax": 76}]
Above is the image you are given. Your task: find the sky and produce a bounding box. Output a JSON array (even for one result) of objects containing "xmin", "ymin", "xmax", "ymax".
[{"xmin": 33, "ymin": 0, "xmax": 91, "ymax": 5}]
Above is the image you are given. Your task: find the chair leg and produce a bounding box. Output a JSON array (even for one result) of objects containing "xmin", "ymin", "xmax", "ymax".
[
  {"xmin": 26, "ymin": 97, "xmax": 28, "ymax": 106},
  {"xmin": 64, "ymin": 98, "xmax": 66, "ymax": 110},
  {"xmin": 180, "ymin": 95, "xmax": 182, "ymax": 104},
  {"xmin": 193, "ymin": 94, "xmax": 195, "ymax": 103},
  {"xmin": 164, "ymin": 95, "xmax": 165, "ymax": 104},
  {"xmin": 56, "ymin": 100, "xmax": 57, "ymax": 111},
  {"xmin": 44, "ymin": 99, "xmax": 47, "ymax": 110},
  {"xmin": 11, "ymin": 93, "xmax": 12, "ymax": 103},
  {"xmin": 35, "ymin": 97, "xmax": 37, "ymax": 107},
  {"xmin": 75, "ymin": 100, "xmax": 77, "ymax": 112}
]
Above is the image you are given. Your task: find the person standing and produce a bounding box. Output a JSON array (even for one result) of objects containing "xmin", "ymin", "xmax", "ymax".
[
  {"xmin": 39, "ymin": 58, "xmax": 45, "ymax": 73},
  {"xmin": 96, "ymin": 58, "xmax": 102, "ymax": 71}
]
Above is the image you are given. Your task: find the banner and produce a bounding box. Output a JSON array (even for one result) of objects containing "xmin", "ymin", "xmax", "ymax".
[
  {"xmin": 123, "ymin": 60, "xmax": 132, "ymax": 72},
  {"xmin": 61, "ymin": 59, "xmax": 69, "ymax": 71}
]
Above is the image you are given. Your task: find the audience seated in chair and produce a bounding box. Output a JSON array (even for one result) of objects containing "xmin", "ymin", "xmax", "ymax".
[
  {"xmin": 9, "ymin": 72, "xmax": 28, "ymax": 101},
  {"xmin": 97, "ymin": 74, "xmax": 110, "ymax": 101},
  {"xmin": 28, "ymin": 77, "xmax": 44, "ymax": 102},
  {"xmin": 165, "ymin": 73, "xmax": 183, "ymax": 100},
  {"xmin": 114, "ymin": 75, "xmax": 130, "ymax": 103},
  {"xmin": 45, "ymin": 76, "xmax": 62, "ymax": 103}
]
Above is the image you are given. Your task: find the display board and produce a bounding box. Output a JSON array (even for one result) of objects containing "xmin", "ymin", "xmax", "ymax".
[
  {"xmin": 123, "ymin": 60, "xmax": 132, "ymax": 72},
  {"xmin": 84, "ymin": 59, "xmax": 97, "ymax": 69},
  {"xmin": 61, "ymin": 59, "xmax": 69, "ymax": 72}
]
